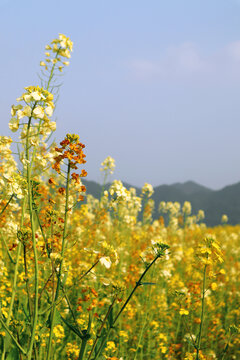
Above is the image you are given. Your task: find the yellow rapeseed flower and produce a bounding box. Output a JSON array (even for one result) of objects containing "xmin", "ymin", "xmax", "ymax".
[
  {"xmin": 211, "ymin": 282, "xmax": 218, "ymax": 291},
  {"xmin": 179, "ymin": 308, "xmax": 189, "ymax": 316}
]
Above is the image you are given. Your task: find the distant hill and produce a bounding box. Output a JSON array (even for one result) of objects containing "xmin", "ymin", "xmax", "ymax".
[
  {"xmin": 82, "ymin": 179, "xmax": 240, "ymax": 226},
  {"xmin": 171, "ymin": 180, "xmax": 212, "ymax": 195}
]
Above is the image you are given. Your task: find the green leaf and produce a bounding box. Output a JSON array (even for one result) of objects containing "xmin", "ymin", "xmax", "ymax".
[
  {"xmin": 6, "ymin": 347, "xmax": 20, "ymax": 360},
  {"xmin": 87, "ymin": 313, "xmax": 92, "ymax": 334},
  {"xmin": 46, "ymin": 308, "xmax": 61, "ymax": 329},
  {"xmin": 141, "ymin": 282, "xmax": 157, "ymax": 285},
  {"xmin": 3, "ymin": 333, "xmax": 11, "ymax": 353},
  {"xmin": 107, "ymin": 307, "xmax": 113, "ymax": 328},
  {"xmin": 60, "ymin": 313, "xmax": 82, "ymax": 339}
]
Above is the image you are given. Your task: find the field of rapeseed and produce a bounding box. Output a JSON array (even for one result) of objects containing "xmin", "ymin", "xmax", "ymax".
[{"xmin": 0, "ymin": 34, "xmax": 239, "ymax": 360}]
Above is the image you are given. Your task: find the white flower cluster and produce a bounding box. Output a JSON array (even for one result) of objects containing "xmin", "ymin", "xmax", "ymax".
[
  {"xmin": 182, "ymin": 201, "xmax": 192, "ymax": 215},
  {"xmin": 158, "ymin": 201, "xmax": 205, "ymax": 229},
  {"xmin": 141, "ymin": 182, "xmax": 154, "ymax": 198},
  {"xmin": 40, "ymin": 34, "xmax": 73, "ymax": 72},
  {"xmin": 100, "ymin": 156, "xmax": 116, "ymax": 175},
  {"xmin": 159, "ymin": 201, "xmax": 181, "ymax": 217},
  {"xmin": 0, "ymin": 136, "xmax": 12, "ymax": 156},
  {"xmin": 3, "ymin": 173, "xmax": 27, "ymax": 199},
  {"xmin": 109, "ymin": 180, "xmax": 131, "ymax": 203},
  {"xmin": 9, "ymin": 86, "xmax": 55, "ymax": 133}
]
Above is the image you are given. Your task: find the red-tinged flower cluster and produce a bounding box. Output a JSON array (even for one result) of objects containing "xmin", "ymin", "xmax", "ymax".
[
  {"xmin": 71, "ymin": 171, "xmax": 88, "ymax": 186},
  {"xmin": 52, "ymin": 134, "xmax": 87, "ymax": 174}
]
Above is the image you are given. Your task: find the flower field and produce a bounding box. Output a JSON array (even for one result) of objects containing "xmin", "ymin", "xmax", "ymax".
[{"xmin": 0, "ymin": 34, "xmax": 239, "ymax": 360}]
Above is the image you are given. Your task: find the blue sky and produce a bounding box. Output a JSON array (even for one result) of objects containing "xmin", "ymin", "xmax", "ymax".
[{"xmin": 1, "ymin": 0, "xmax": 240, "ymax": 189}]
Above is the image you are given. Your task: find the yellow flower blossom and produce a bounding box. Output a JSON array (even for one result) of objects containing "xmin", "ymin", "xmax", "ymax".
[
  {"xmin": 211, "ymin": 282, "xmax": 218, "ymax": 291},
  {"xmin": 33, "ymin": 106, "xmax": 45, "ymax": 119},
  {"xmin": 9, "ymin": 118, "xmax": 19, "ymax": 132},
  {"xmin": 179, "ymin": 308, "xmax": 189, "ymax": 316}
]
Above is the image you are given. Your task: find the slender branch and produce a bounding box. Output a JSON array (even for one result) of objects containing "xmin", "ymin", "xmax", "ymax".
[
  {"xmin": 196, "ymin": 264, "xmax": 207, "ymax": 360},
  {"xmin": 113, "ymin": 255, "xmax": 159, "ymax": 326},
  {"xmin": 1, "ymin": 197, "xmax": 26, "ymax": 360},
  {"xmin": 23, "ymin": 244, "xmax": 33, "ymax": 320},
  {"xmin": 26, "ymin": 115, "xmax": 39, "ymax": 360},
  {"xmin": 92, "ymin": 254, "xmax": 161, "ymax": 360},
  {"xmin": 0, "ymin": 235, "xmax": 16, "ymax": 264},
  {"xmin": 60, "ymin": 285, "xmax": 83, "ymax": 338},
  {"xmin": 0, "ymin": 317, "xmax": 27, "ymax": 355},
  {"xmin": 87, "ymin": 297, "xmax": 116, "ymax": 360},
  {"xmin": 0, "ymin": 194, "xmax": 14, "ymax": 216},
  {"xmin": 46, "ymin": 160, "xmax": 71, "ymax": 360},
  {"xmin": 79, "ymin": 259, "xmax": 99, "ymax": 281}
]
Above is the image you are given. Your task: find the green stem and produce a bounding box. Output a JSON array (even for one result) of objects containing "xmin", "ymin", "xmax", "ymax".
[
  {"xmin": 0, "ymin": 317, "xmax": 27, "ymax": 356},
  {"xmin": 23, "ymin": 244, "xmax": 33, "ymax": 320},
  {"xmin": 175, "ymin": 314, "xmax": 182, "ymax": 343},
  {"xmin": 221, "ymin": 333, "xmax": 232, "ymax": 360},
  {"xmin": 1, "ymin": 235, "xmax": 16, "ymax": 264},
  {"xmin": 92, "ymin": 255, "xmax": 160, "ymax": 360},
  {"xmin": 1, "ymin": 244, "xmax": 22, "ymax": 360},
  {"xmin": 79, "ymin": 259, "xmax": 99, "ymax": 281},
  {"xmin": 87, "ymin": 298, "xmax": 116, "ymax": 360},
  {"xmin": 0, "ymin": 194, "xmax": 14, "ymax": 216},
  {"xmin": 26, "ymin": 117, "xmax": 39, "ymax": 360},
  {"xmin": 60, "ymin": 285, "xmax": 83, "ymax": 338},
  {"xmin": 196, "ymin": 264, "xmax": 207, "ymax": 360},
  {"xmin": 34, "ymin": 207, "xmax": 51, "ymax": 258},
  {"xmin": 92, "ymin": 333, "xmax": 110, "ymax": 360},
  {"xmin": 46, "ymin": 49, "xmax": 60, "ymax": 91},
  {"xmin": 1, "ymin": 197, "xmax": 26, "ymax": 360},
  {"xmin": 113, "ymin": 255, "xmax": 159, "ymax": 326},
  {"xmin": 133, "ymin": 276, "xmax": 154, "ymax": 360},
  {"xmin": 78, "ymin": 338, "xmax": 88, "ymax": 360},
  {"xmin": 5, "ymin": 246, "xmax": 21, "ymax": 323},
  {"xmin": 46, "ymin": 161, "xmax": 71, "ymax": 360}
]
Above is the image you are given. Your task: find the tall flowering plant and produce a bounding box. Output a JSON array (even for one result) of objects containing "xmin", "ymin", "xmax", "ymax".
[
  {"xmin": 0, "ymin": 34, "xmax": 170, "ymax": 360},
  {"xmin": 0, "ymin": 34, "xmax": 86, "ymax": 360}
]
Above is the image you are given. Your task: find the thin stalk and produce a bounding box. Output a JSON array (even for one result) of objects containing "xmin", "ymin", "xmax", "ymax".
[
  {"xmin": 26, "ymin": 116, "xmax": 39, "ymax": 360},
  {"xmin": 46, "ymin": 50, "xmax": 60, "ymax": 91},
  {"xmin": 113, "ymin": 255, "xmax": 159, "ymax": 326},
  {"xmin": 79, "ymin": 259, "xmax": 99, "ymax": 281},
  {"xmin": 92, "ymin": 333, "xmax": 110, "ymax": 360},
  {"xmin": 39, "ymin": 273, "xmax": 53, "ymax": 303},
  {"xmin": 23, "ymin": 243, "xmax": 39, "ymax": 360},
  {"xmin": 78, "ymin": 314, "xmax": 92, "ymax": 360},
  {"xmin": 87, "ymin": 298, "xmax": 116, "ymax": 360},
  {"xmin": 0, "ymin": 318, "xmax": 27, "ymax": 356},
  {"xmin": 16, "ymin": 331, "xmax": 23, "ymax": 360},
  {"xmin": 24, "ymin": 244, "xmax": 33, "ymax": 320},
  {"xmin": 60, "ymin": 285, "xmax": 83, "ymax": 337},
  {"xmin": 221, "ymin": 332, "xmax": 232, "ymax": 360},
  {"xmin": 92, "ymin": 255, "xmax": 160, "ymax": 360},
  {"xmin": 133, "ymin": 278, "xmax": 154, "ymax": 360},
  {"xmin": 1, "ymin": 197, "xmax": 26, "ymax": 360},
  {"xmin": 0, "ymin": 194, "xmax": 14, "ymax": 216},
  {"xmin": 78, "ymin": 338, "xmax": 88, "ymax": 360},
  {"xmin": 175, "ymin": 314, "xmax": 182, "ymax": 343},
  {"xmin": 196, "ymin": 264, "xmax": 207, "ymax": 360},
  {"xmin": 34, "ymin": 208, "xmax": 51, "ymax": 258},
  {"xmin": 46, "ymin": 161, "xmax": 71, "ymax": 360},
  {"xmin": 182, "ymin": 316, "xmax": 197, "ymax": 350},
  {"xmin": 1, "ymin": 235, "xmax": 16, "ymax": 264}
]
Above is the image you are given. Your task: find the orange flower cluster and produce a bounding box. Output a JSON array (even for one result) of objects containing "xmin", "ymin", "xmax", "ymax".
[
  {"xmin": 52, "ymin": 134, "xmax": 87, "ymax": 175},
  {"xmin": 77, "ymin": 287, "xmax": 99, "ymax": 312}
]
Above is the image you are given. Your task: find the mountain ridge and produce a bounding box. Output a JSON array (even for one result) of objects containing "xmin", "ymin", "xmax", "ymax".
[{"xmin": 81, "ymin": 179, "xmax": 240, "ymax": 226}]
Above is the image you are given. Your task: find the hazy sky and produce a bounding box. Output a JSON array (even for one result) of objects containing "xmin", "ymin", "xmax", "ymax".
[{"xmin": 1, "ymin": 0, "xmax": 240, "ymax": 189}]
